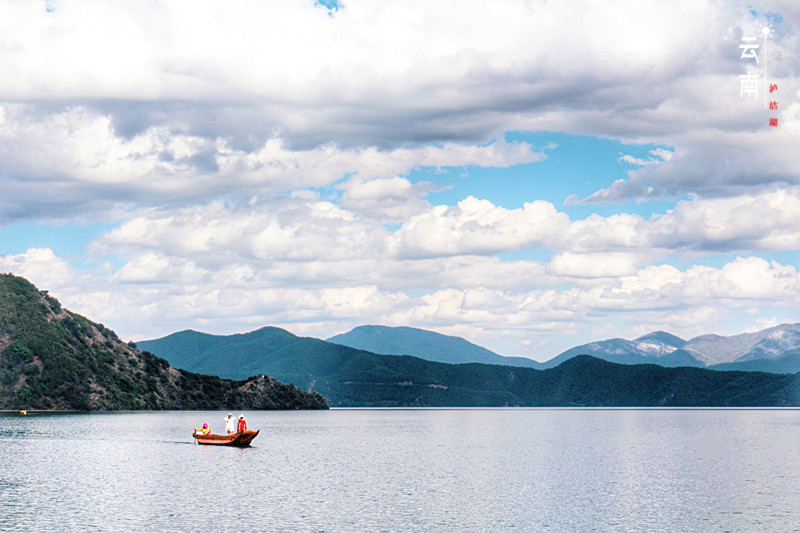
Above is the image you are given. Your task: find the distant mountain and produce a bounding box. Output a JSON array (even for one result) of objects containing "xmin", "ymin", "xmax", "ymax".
[
  {"xmin": 632, "ymin": 331, "xmax": 688, "ymax": 354},
  {"xmin": 539, "ymin": 324, "xmax": 800, "ymax": 372},
  {"xmin": 0, "ymin": 274, "xmax": 327, "ymax": 411},
  {"xmin": 540, "ymin": 331, "xmax": 704, "ymax": 369},
  {"xmin": 141, "ymin": 327, "xmax": 800, "ymax": 407},
  {"xmin": 327, "ymin": 325, "xmax": 542, "ymax": 368},
  {"xmin": 683, "ymin": 324, "xmax": 800, "ymax": 365},
  {"xmin": 711, "ymin": 350, "xmax": 800, "ymax": 374}
]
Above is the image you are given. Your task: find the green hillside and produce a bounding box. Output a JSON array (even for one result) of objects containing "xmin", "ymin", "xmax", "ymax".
[
  {"xmin": 711, "ymin": 351, "xmax": 800, "ymax": 374},
  {"xmin": 327, "ymin": 325, "xmax": 542, "ymax": 367},
  {"xmin": 140, "ymin": 327, "xmax": 800, "ymax": 407},
  {"xmin": 0, "ymin": 274, "xmax": 328, "ymax": 411}
]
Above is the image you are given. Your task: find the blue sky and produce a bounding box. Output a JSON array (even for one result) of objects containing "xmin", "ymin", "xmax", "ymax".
[
  {"xmin": 1, "ymin": 0, "xmax": 799, "ymax": 360},
  {"xmin": 419, "ymin": 132, "xmax": 681, "ymax": 216}
]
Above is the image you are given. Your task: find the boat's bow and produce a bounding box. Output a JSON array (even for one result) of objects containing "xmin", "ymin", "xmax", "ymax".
[{"xmin": 232, "ymin": 429, "xmax": 260, "ymax": 446}]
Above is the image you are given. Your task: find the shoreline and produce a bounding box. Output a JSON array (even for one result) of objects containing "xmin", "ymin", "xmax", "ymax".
[{"xmin": 0, "ymin": 409, "xmax": 86, "ymax": 414}]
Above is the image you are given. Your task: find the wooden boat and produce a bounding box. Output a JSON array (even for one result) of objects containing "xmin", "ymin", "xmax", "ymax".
[{"xmin": 192, "ymin": 429, "xmax": 260, "ymax": 447}]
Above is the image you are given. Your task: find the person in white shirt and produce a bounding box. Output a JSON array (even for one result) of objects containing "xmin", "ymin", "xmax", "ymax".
[{"xmin": 224, "ymin": 412, "xmax": 236, "ymax": 434}]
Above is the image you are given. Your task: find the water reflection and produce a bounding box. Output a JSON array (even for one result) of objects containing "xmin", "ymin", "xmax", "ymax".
[{"xmin": 1, "ymin": 409, "xmax": 800, "ymax": 531}]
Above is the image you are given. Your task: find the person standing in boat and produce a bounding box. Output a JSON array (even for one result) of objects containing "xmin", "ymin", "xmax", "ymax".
[
  {"xmin": 224, "ymin": 413, "xmax": 236, "ymax": 434},
  {"xmin": 237, "ymin": 414, "xmax": 247, "ymax": 432}
]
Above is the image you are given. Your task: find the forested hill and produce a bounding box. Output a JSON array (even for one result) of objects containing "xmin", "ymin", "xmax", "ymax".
[
  {"xmin": 0, "ymin": 274, "xmax": 328, "ymax": 411},
  {"xmin": 142, "ymin": 326, "xmax": 800, "ymax": 407},
  {"xmin": 327, "ymin": 325, "xmax": 542, "ymax": 367}
]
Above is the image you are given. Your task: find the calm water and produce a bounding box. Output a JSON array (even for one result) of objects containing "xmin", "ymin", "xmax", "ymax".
[{"xmin": 2, "ymin": 409, "xmax": 800, "ymax": 532}]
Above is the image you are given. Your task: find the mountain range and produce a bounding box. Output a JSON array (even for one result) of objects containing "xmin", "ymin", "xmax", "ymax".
[
  {"xmin": 140, "ymin": 324, "xmax": 800, "ymax": 407},
  {"xmin": 327, "ymin": 323, "xmax": 800, "ymax": 373},
  {"xmin": 537, "ymin": 325, "xmax": 800, "ymax": 372},
  {"xmin": 8, "ymin": 271, "xmax": 800, "ymax": 409}
]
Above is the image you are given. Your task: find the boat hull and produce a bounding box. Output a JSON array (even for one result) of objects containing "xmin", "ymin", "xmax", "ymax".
[{"xmin": 192, "ymin": 429, "xmax": 260, "ymax": 447}]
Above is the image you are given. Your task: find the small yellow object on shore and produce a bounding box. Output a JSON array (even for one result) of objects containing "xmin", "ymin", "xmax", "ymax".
[{"xmin": 19, "ymin": 410, "xmax": 27, "ymax": 415}]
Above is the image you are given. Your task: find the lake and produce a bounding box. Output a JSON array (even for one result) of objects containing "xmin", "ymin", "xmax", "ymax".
[{"xmin": 2, "ymin": 408, "xmax": 800, "ymax": 532}]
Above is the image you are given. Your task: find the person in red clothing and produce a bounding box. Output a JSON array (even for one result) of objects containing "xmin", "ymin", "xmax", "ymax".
[{"xmin": 237, "ymin": 414, "xmax": 247, "ymax": 432}]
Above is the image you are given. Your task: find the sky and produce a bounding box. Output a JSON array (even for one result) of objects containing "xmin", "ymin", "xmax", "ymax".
[{"xmin": 1, "ymin": 0, "xmax": 799, "ymax": 361}]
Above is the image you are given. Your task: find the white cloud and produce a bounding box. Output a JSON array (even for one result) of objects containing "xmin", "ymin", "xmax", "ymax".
[
  {"xmin": 681, "ymin": 257, "xmax": 800, "ymax": 301},
  {"xmin": 587, "ymin": 257, "xmax": 800, "ymax": 310},
  {"xmin": 547, "ymin": 252, "xmax": 643, "ymax": 278},
  {"xmin": 657, "ymin": 189, "xmax": 800, "ymax": 250},
  {"xmin": 0, "ymin": 0, "xmax": 796, "ymax": 234},
  {"xmin": 94, "ymin": 199, "xmax": 388, "ymax": 265},
  {"xmin": 112, "ymin": 252, "xmax": 206, "ymax": 284},
  {"xmin": 83, "ymin": 187, "xmax": 800, "ymax": 308},
  {"xmin": 2, "ymin": 0, "xmax": 800, "ymax": 359},
  {"xmin": 557, "ymin": 213, "xmax": 650, "ymax": 252},
  {"xmin": 557, "ymin": 189, "xmax": 800, "ymax": 255},
  {"xmin": 0, "ymin": 104, "xmax": 545, "ymax": 222},
  {"xmin": 0, "ymin": 0, "xmax": 721, "ymax": 104},
  {"xmin": 619, "ymin": 149, "xmax": 675, "ymax": 167},
  {"xmin": 384, "ymin": 188, "xmax": 800, "ymax": 264},
  {"xmin": 389, "ymin": 196, "xmax": 570, "ymax": 258},
  {"xmin": 0, "ymin": 248, "xmax": 77, "ymax": 291},
  {"xmin": 649, "ymin": 148, "xmax": 673, "ymax": 161},
  {"xmin": 619, "ymin": 155, "xmax": 648, "ymax": 166},
  {"xmin": 1, "ymin": 0, "xmax": 795, "ymax": 192},
  {"xmin": 73, "ymin": 186, "xmax": 800, "ymax": 346},
  {"xmin": 319, "ymin": 286, "xmax": 410, "ymax": 318},
  {"xmin": 339, "ymin": 176, "xmax": 435, "ymax": 223}
]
